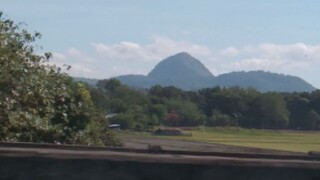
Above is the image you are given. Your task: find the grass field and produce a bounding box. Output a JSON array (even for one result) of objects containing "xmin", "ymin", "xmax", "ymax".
[
  {"xmin": 162, "ymin": 127, "xmax": 320, "ymax": 153},
  {"xmin": 120, "ymin": 127, "xmax": 320, "ymax": 153}
]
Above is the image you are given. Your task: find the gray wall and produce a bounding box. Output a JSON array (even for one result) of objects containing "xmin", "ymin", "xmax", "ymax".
[{"xmin": 1, "ymin": 157, "xmax": 320, "ymax": 180}]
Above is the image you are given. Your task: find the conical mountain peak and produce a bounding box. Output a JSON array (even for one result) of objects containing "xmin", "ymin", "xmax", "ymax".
[
  {"xmin": 170, "ymin": 51, "xmax": 193, "ymax": 58},
  {"xmin": 148, "ymin": 52, "xmax": 213, "ymax": 79}
]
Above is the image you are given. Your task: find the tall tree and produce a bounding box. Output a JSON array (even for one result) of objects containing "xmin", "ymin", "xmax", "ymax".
[
  {"xmin": 0, "ymin": 12, "xmax": 120, "ymax": 146},
  {"xmin": 256, "ymin": 93, "xmax": 289, "ymax": 129}
]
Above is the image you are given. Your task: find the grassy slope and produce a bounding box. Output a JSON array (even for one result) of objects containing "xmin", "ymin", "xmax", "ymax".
[{"xmin": 162, "ymin": 128, "xmax": 320, "ymax": 153}]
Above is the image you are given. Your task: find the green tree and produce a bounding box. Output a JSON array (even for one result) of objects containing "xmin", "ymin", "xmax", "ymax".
[
  {"xmin": 256, "ymin": 93, "xmax": 289, "ymax": 129},
  {"xmin": 147, "ymin": 104, "xmax": 166, "ymax": 124},
  {"xmin": 0, "ymin": 12, "xmax": 120, "ymax": 146},
  {"xmin": 304, "ymin": 110, "xmax": 320, "ymax": 130},
  {"xmin": 206, "ymin": 112, "xmax": 233, "ymax": 127},
  {"xmin": 286, "ymin": 94, "xmax": 310, "ymax": 129},
  {"xmin": 165, "ymin": 99, "xmax": 205, "ymax": 126}
]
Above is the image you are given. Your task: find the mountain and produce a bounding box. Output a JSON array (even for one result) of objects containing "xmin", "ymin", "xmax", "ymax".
[
  {"xmin": 114, "ymin": 52, "xmax": 316, "ymax": 92},
  {"xmin": 147, "ymin": 52, "xmax": 214, "ymax": 89},
  {"xmin": 115, "ymin": 52, "xmax": 215, "ymax": 90},
  {"xmin": 148, "ymin": 52, "xmax": 213, "ymax": 80},
  {"xmin": 216, "ymin": 71, "xmax": 316, "ymax": 92},
  {"xmin": 116, "ymin": 74, "xmax": 151, "ymax": 88}
]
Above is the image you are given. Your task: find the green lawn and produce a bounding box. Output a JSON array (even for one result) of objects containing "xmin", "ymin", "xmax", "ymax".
[{"xmin": 155, "ymin": 127, "xmax": 320, "ymax": 153}]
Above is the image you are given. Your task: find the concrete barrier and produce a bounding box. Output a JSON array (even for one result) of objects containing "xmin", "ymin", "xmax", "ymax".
[{"xmin": 1, "ymin": 142, "xmax": 320, "ymax": 179}]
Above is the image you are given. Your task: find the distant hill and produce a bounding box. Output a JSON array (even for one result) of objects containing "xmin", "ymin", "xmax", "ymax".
[
  {"xmin": 116, "ymin": 75, "xmax": 151, "ymax": 88},
  {"xmin": 115, "ymin": 52, "xmax": 316, "ymax": 92},
  {"xmin": 73, "ymin": 77, "xmax": 99, "ymax": 86},
  {"xmin": 216, "ymin": 71, "xmax": 316, "ymax": 92}
]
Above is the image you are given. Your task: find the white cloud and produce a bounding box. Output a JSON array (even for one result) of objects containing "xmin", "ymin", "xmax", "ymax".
[
  {"xmin": 50, "ymin": 36, "xmax": 214, "ymax": 78},
  {"xmin": 220, "ymin": 47, "xmax": 238, "ymax": 57},
  {"xmin": 147, "ymin": 36, "xmax": 211, "ymax": 57},
  {"xmin": 52, "ymin": 48, "xmax": 95, "ymax": 77},
  {"xmin": 93, "ymin": 35, "xmax": 212, "ymax": 62},
  {"xmin": 67, "ymin": 47, "xmax": 82, "ymax": 57},
  {"xmin": 52, "ymin": 52, "xmax": 66, "ymax": 61},
  {"xmin": 221, "ymin": 58, "xmax": 308, "ymax": 72},
  {"xmin": 94, "ymin": 41, "xmax": 158, "ymax": 61},
  {"xmin": 214, "ymin": 43, "xmax": 320, "ymax": 87},
  {"xmin": 71, "ymin": 64, "xmax": 93, "ymax": 73}
]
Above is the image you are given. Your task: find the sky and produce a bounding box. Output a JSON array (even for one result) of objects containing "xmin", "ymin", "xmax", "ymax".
[{"xmin": 2, "ymin": 0, "xmax": 320, "ymax": 88}]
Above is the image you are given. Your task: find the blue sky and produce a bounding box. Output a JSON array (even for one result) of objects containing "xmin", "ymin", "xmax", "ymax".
[{"xmin": 2, "ymin": 1, "xmax": 320, "ymax": 88}]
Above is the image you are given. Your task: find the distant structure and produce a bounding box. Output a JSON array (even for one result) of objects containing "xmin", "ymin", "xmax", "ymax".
[
  {"xmin": 106, "ymin": 113, "xmax": 117, "ymax": 119},
  {"xmin": 153, "ymin": 128, "xmax": 183, "ymax": 136},
  {"xmin": 108, "ymin": 124, "xmax": 121, "ymax": 130}
]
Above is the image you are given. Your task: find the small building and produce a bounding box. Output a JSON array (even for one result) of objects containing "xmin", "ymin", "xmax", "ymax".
[
  {"xmin": 153, "ymin": 128, "xmax": 183, "ymax": 136},
  {"xmin": 109, "ymin": 124, "xmax": 121, "ymax": 130}
]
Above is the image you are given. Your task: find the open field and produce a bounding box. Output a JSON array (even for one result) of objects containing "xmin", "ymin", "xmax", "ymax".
[{"xmin": 119, "ymin": 128, "xmax": 320, "ymax": 153}]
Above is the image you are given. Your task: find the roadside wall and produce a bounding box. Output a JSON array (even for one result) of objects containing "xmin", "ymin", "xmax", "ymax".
[{"xmin": 1, "ymin": 156, "xmax": 320, "ymax": 180}]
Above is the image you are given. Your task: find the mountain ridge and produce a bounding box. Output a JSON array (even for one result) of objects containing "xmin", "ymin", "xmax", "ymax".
[{"xmin": 75, "ymin": 52, "xmax": 317, "ymax": 92}]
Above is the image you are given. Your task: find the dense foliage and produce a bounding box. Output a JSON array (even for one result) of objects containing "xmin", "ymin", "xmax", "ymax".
[
  {"xmin": 91, "ymin": 78, "xmax": 320, "ymax": 131},
  {"xmin": 0, "ymin": 12, "xmax": 121, "ymax": 146}
]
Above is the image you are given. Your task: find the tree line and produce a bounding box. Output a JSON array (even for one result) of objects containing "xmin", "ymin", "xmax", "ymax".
[{"xmin": 91, "ymin": 79, "xmax": 320, "ymax": 131}]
